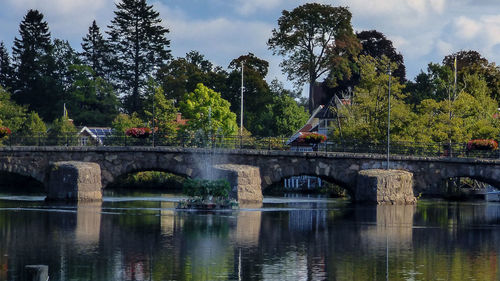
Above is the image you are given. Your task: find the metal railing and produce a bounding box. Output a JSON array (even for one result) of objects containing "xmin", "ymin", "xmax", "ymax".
[{"xmin": 1, "ymin": 133, "xmax": 499, "ymax": 159}]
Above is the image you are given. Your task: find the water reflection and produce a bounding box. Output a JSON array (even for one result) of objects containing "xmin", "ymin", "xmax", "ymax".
[
  {"xmin": 360, "ymin": 205, "xmax": 416, "ymax": 250},
  {"xmin": 1, "ymin": 195, "xmax": 500, "ymax": 280}
]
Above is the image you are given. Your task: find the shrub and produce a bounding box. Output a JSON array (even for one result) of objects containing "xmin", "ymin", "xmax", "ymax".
[
  {"xmin": 466, "ymin": 139, "xmax": 498, "ymax": 151},
  {"xmin": 125, "ymin": 127, "xmax": 152, "ymax": 138},
  {"xmin": 183, "ymin": 178, "xmax": 231, "ymax": 200},
  {"xmin": 0, "ymin": 127, "xmax": 11, "ymax": 138}
]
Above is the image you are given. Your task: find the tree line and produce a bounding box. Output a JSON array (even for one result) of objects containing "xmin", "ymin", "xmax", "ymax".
[
  {"xmin": 268, "ymin": 3, "xmax": 500, "ymax": 144},
  {"xmin": 0, "ymin": 1, "xmax": 498, "ymax": 143}
]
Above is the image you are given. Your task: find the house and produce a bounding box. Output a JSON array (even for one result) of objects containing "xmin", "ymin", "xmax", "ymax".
[
  {"xmin": 77, "ymin": 127, "xmax": 113, "ymax": 146},
  {"xmin": 287, "ymin": 100, "xmax": 338, "ymax": 151},
  {"xmin": 284, "ymin": 95, "xmax": 349, "ymax": 189}
]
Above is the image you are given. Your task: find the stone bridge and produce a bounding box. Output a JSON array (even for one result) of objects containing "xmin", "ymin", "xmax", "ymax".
[{"xmin": 1, "ymin": 146, "xmax": 499, "ymax": 202}]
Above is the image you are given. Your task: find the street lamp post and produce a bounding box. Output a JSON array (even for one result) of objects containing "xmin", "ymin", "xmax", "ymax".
[
  {"xmin": 240, "ymin": 62, "xmax": 244, "ymax": 136},
  {"xmin": 387, "ymin": 67, "xmax": 392, "ymax": 170},
  {"xmin": 152, "ymin": 93, "xmax": 155, "ymax": 147}
]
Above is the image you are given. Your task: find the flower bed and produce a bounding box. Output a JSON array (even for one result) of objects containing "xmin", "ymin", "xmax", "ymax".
[
  {"xmin": 0, "ymin": 127, "xmax": 11, "ymax": 138},
  {"xmin": 125, "ymin": 127, "xmax": 152, "ymax": 138},
  {"xmin": 298, "ymin": 133, "xmax": 326, "ymax": 144},
  {"xmin": 466, "ymin": 139, "xmax": 498, "ymax": 151}
]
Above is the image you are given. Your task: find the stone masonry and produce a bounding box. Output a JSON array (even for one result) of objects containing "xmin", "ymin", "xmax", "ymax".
[
  {"xmin": 213, "ymin": 164, "xmax": 263, "ymax": 203},
  {"xmin": 355, "ymin": 169, "xmax": 416, "ymax": 204},
  {"xmin": 47, "ymin": 161, "xmax": 102, "ymax": 201},
  {"xmin": 0, "ymin": 147, "xmax": 499, "ymax": 201}
]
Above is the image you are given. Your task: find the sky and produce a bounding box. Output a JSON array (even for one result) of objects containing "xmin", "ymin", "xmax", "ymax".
[{"xmin": 1, "ymin": 0, "xmax": 500, "ymax": 95}]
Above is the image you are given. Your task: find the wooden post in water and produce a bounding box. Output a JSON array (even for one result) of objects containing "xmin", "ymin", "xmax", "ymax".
[{"xmin": 24, "ymin": 265, "xmax": 48, "ymax": 281}]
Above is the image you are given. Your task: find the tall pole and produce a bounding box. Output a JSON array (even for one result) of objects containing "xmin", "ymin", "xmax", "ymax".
[
  {"xmin": 387, "ymin": 67, "xmax": 391, "ymax": 170},
  {"xmin": 152, "ymin": 93, "xmax": 155, "ymax": 147},
  {"xmin": 240, "ymin": 62, "xmax": 244, "ymax": 136}
]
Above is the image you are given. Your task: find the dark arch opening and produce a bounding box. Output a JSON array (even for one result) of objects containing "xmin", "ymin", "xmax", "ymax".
[
  {"xmin": 264, "ymin": 174, "xmax": 353, "ymax": 199},
  {"xmin": 0, "ymin": 171, "xmax": 44, "ymax": 195},
  {"xmin": 437, "ymin": 176, "xmax": 499, "ymax": 201},
  {"xmin": 106, "ymin": 169, "xmax": 188, "ymax": 193}
]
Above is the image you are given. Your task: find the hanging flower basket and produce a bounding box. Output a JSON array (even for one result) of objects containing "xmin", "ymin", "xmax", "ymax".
[
  {"xmin": 466, "ymin": 139, "xmax": 498, "ymax": 151},
  {"xmin": 125, "ymin": 127, "xmax": 152, "ymax": 139},
  {"xmin": 0, "ymin": 127, "xmax": 11, "ymax": 138},
  {"xmin": 297, "ymin": 133, "xmax": 327, "ymax": 144}
]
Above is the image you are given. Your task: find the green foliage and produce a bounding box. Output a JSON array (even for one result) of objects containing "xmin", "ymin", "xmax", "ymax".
[
  {"xmin": 143, "ymin": 79, "xmax": 178, "ymax": 137},
  {"xmin": 110, "ymin": 171, "xmax": 184, "ymax": 190},
  {"xmin": 179, "ymin": 83, "xmax": 237, "ymax": 136},
  {"xmin": 268, "ymin": 3, "xmax": 357, "ymax": 112},
  {"xmin": 0, "ymin": 86, "xmax": 28, "ymax": 132},
  {"xmin": 12, "ymin": 9, "xmax": 59, "ymax": 121},
  {"xmin": 81, "ymin": 20, "xmax": 111, "ymax": 78},
  {"xmin": 111, "ymin": 112, "xmax": 144, "ymax": 133},
  {"xmin": 157, "ymin": 51, "xmax": 228, "ymax": 103},
  {"xmin": 66, "ymin": 64, "xmax": 119, "ymax": 126},
  {"xmin": 50, "ymin": 116, "xmax": 77, "ymax": 134},
  {"xmin": 48, "ymin": 116, "xmax": 77, "ymax": 145},
  {"xmin": 333, "ymin": 55, "xmax": 417, "ymax": 142},
  {"xmin": 182, "ymin": 178, "xmax": 231, "ymax": 200},
  {"xmin": 226, "ymin": 53, "xmax": 274, "ymax": 135},
  {"xmin": 108, "ymin": 0, "xmax": 171, "ymax": 114},
  {"xmin": 260, "ymin": 94, "xmax": 309, "ymax": 137},
  {"xmin": 405, "ymin": 63, "xmax": 453, "ymax": 107},
  {"xmin": 357, "ymin": 30, "xmax": 406, "ymax": 82},
  {"xmin": 0, "ymin": 42, "xmax": 14, "ymax": 90},
  {"xmin": 19, "ymin": 111, "xmax": 46, "ymax": 135}
]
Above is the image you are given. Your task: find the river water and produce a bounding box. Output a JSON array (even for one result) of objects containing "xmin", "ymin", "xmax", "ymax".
[{"xmin": 1, "ymin": 191, "xmax": 500, "ymax": 281}]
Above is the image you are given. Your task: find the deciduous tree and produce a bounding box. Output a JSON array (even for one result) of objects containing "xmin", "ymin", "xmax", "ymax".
[
  {"xmin": 179, "ymin": 83, "xmax": 237, "ymax": 136},
  {"xmin": 268, "ymin": 3, "xmax": 356, "ymax": 113}
]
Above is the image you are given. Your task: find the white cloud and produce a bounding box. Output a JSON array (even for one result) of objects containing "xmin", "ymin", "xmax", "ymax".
[
  {"xmin": 430, "ymin": 0, "xmax": 446, "ymax": 13},
  {"xmin": 454, "ymin": 16, "xmax": 481, "ymax": 39},
  {"xmin": 451, "ymin": 15, "xmax": 500, "ymax": 59},
  {"xmin": 234, "ymin": 0, "xmax": 285, "ymax": 15},
  {"xmin": 155, "ymin": 3, "xmax": 274, "ymax": 68},
  {"xmin": 6, "ymin": 0, "xmax": 107, "ymax": 14},
  {"xmin": 436, "ymin": 40, "xmax": 453, "ymax": 56}
]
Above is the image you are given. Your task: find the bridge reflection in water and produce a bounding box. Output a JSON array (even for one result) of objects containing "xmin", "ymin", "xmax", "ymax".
[{"xmin": 2, "ymin": 195, "xmax": 500, "ymax": 280}]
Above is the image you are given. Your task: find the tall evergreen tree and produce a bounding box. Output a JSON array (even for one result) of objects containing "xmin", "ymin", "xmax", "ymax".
[
  {"xmin": 0, "ymin": 42, "xmax": 14, "ymax": 90},
  {"xmin": 12, "ymin": 9, "xmax": 55, "ymax": 119},
  {"xmin": 107, "ymin": 0, "xmax": 171, "ymax": 114},
  {"xmin": 81, "ymin": 20, "xmax": 111, "ymax": 78}
]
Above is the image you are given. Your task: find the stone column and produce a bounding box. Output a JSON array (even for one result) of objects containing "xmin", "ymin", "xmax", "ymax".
[
  {"xmin": 47, "ymin": 161, "xmax": 102, "ymax": 201},
  {"xmin": 213, "ymin": 164, "xmax": 263, "ymax": 203},
  {"xmin": 355, "ymin": 169, "xmax": 416, "ymax": 204}
]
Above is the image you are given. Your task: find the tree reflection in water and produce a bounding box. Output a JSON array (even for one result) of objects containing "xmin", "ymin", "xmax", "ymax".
[{"xmin": 0, "ymin": 195, "xmax": 499, "ymax": 280}]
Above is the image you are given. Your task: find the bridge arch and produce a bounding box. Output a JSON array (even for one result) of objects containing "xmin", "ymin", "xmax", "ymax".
[
  {"xmin": 0, "ymin": 163, "xmax": 46, "ymax": 185},
  {"xmin": 257, "ymin": 158, "xmax": 358, "ymax": 195},
  {"xmin": 265, "ymin": 173, "xmax": 355, "ymax": 197},
  {"xmin": 104, "ymin": 167, "xmax": 191, "ymax": 189}
]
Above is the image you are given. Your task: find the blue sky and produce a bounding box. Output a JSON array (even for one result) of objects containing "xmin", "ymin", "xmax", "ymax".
[{"xmin": 1, "ymin": 0, "xmax": 500, "ymax": 95}]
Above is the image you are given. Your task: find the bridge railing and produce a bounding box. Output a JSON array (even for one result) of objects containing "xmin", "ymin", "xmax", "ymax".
[{"xmin": 1, "ymin": 133, "xmax": 499, "ymax": 159}]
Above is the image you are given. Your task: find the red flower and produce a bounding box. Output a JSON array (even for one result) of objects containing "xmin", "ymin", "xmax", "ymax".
[
  {"xmin": 125, "ymin": 127, "xmax": 152, "ymax": 138},
  {"xmin": 467, "ymin": 139, "xmax": 498, "ymax": 151},
  {"xmin": 0, "ymin": 127, "xmax": 11, "ymax": 138},
  {"xmin": 298, "ymin": 133, "xmax": 327, "ymax": 144}
]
